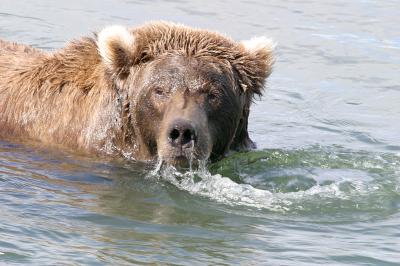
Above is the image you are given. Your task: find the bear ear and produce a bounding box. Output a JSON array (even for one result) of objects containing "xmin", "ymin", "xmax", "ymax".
[
  {"xmin": 97, "ymin": 25, "xmax": 137, "ymax": 79},
  {"xmin": 238, "ymin": 36, "xmax": 276, "ymax": 95},
  {"xmin": 241, "ymin": 36, "xmax": 275, "ymax": 56},
  {"xmin": 229, "ymin": 37, "xmax": 275, "ymax": 152}
]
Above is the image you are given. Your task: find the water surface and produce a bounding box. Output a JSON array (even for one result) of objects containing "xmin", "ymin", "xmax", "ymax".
[{"xmin": 1, "ymin": 0, "xmax": 399, "ymax": 265}]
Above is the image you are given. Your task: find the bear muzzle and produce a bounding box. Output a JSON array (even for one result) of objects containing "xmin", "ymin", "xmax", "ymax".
[
  {"xmin": 158, "ymin": 116, "xmax": 211, "ymax": 165},
  {"xmin": 168, "ymin": 119, "xmax": 197, "ymax": 149}
]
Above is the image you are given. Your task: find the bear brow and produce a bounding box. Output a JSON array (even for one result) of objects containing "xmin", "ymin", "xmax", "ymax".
[
  {"xmin": 194, "ymin": 80, "xmax": 229, "ymax": 95},
  {"xmin": 189, "ymin": 79, "xmax": 214, "ymax": 93}
]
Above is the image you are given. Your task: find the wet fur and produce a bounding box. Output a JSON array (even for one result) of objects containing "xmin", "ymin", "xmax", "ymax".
[{"xmin": 0, "ymin": 21, "xmax": 274, "ymax": 161}]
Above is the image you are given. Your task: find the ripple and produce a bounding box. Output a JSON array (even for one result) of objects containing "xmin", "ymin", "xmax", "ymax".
[{"xmin": 152, "ymin": 146, "xmax": 400, "ymax": 220}]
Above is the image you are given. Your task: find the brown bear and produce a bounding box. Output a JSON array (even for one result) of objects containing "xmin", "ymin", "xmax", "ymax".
[{"xmin": 0, "ymin": 21, "xmax": 274, "ymax": 165}]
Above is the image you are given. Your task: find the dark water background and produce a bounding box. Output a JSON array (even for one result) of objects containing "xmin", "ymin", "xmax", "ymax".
[{"xmin": 1, "ymin": 0, "xmax": 400, "ymax": 265}]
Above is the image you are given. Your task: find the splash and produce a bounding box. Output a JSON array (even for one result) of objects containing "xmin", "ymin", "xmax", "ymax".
[
  {"xmin": 148, "ymin": 147, "xmax": 400, "ymax": 214},
  {"xmin": 188, "ymin": 139, "xmax": 195, "ymax": 173},
  {"xmin": 149, "ymin": 158, "xmax": 282, "ymax": 210}
]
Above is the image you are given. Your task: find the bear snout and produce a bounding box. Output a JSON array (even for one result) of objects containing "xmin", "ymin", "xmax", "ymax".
[
  {"xmin": 158, "ymin": 115, "xmax": 211, "ymax": 165},
  {"xmin": 168, "ymin": 119, "xmax": 197, "ymax": 149}
]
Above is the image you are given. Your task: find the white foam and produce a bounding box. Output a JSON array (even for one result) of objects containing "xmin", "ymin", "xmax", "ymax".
[{"xmin": 149, "ymin": 161, "xmax": 377, "ymax": 212}]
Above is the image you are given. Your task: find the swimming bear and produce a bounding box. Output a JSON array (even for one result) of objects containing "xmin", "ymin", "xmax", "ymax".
[{"xmin": 0, "ymin": 21, "xmax": 274, "ymax": 165}]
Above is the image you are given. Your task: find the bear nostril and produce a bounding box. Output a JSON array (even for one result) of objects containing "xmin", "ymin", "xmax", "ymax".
[
  {"xmin": 169, "ymin": 128, "xmax": 180, "ymax": 141},
  {"xmin": 182, "ymin": 128, "xmax": 194, "ymax": 145}
]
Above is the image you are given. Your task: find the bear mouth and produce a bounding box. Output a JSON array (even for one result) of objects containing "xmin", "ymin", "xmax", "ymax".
[
  {"xmin": 174, "ymin": 154, "xmax": 189, "ymax": 160},
  {"xmin": 172, "ymin": 155, "xmax": 191, "ymax": 165},
  {"xmin": 164, "ymin": 151, "xmax": 197, "ymax": 165},
  {"xmin": 159, "ymin": 146, "xmax": 209, "ymax": 168},
  {"xmin": 159, "ymin": 155, "xmax": 193, "ymax": 169}
]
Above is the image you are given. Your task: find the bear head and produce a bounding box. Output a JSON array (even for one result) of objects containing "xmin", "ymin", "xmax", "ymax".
[{"xmin": 96, "ymin": 22, "xmax": 275, "ymax": 165}]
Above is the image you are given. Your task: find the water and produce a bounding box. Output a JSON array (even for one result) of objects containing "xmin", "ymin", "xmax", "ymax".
[{"xmin": 1, "ymin": 0, "xmax": 400, "ymax": 265}]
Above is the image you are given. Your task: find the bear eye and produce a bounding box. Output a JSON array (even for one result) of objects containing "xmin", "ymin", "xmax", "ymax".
[
  {"xmin": 208, "ymin": 91, "xmax": 220, "ymax": 101},
  {"xmin": 153, "ymin": 87, "xmax": 166, "ymax": 97},
  {"xmin": 208, "ymin": 91, "xmax": 220, "ymax": 104}
]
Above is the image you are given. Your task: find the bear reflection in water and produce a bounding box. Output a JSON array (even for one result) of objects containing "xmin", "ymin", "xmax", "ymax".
[{"xmin": 0, "ymin": 22, "xmax": 274, "ymax": 166}]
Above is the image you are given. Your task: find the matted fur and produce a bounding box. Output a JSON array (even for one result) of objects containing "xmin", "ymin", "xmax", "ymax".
[{"xmin": 0, "ymin": 21, "xmax": 274, "ymax": 160}]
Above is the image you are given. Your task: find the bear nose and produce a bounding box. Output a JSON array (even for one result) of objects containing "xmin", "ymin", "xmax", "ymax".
[{"xmin": 168, "ymin": 120, "xmax": 197, "ymax": 148}]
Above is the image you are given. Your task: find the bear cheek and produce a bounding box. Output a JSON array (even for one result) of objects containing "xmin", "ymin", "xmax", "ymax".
[
  {"xmin": 136, "ymin": 92, "xmax": 163, "ymax": 144},
  {"xmin": 209, "ymin": 123, "xmax": 232, "ymax": 158},
  {"xmin": 208, "ymin": 108, "xmax": 241, "ymax": 158}
]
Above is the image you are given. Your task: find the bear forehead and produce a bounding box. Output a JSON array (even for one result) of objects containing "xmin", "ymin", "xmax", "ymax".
[{"xmin": 137, "ymin": 54, "xmax": 235, "ymax": 92}]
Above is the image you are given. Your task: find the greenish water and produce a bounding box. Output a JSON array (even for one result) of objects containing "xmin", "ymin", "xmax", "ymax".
[
  {"xmin": 1, "ymin": 142, "xmax": 399, "ymax": 265},
  {"xmin": 1, "ymin": 0, "xmax": 400, "ymax": 265}
]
